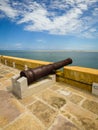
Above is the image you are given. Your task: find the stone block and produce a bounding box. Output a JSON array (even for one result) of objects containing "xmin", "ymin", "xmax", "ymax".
[
  {"xmin": 49, "ymin": 115, "xmax": 79, "ymax": 130},
  {"xmin": 38, "ymin": 89, "xmax": 66, "ymax": 109},
  {"xmin": 0, "ymin": 90, "xmax": 25, "ymax": 128},
  {"xmin": 92, "ymin": 82, "xmax": 98, "ymax": 96},
  {"xmin": 62, "ymin": 101, "xmax": 98, "ymax": 130},
  {"xmin": 28, "ymin": 100, "xmax": 57, "ymax": 127},
  {"xmin": 12, "ymin": 74, "xmax": 56, "ymax": 98},
  {"xmin": 4, "ymin": 113, "xmax": 44, "ymax": 130},
  {"xmin": 82, "ymin": 99, "xmax": 98, "ymax": 115}
]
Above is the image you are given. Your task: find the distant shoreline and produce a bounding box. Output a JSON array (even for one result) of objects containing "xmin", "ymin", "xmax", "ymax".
[{"xmin": 0, "ymin": 50, "xmax": 98, "ymax": 52}]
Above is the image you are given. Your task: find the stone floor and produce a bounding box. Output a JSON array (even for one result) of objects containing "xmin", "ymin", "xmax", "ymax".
[{"xmin": 0, "ymin": 63, "xmax": 98, "ymax": 130}]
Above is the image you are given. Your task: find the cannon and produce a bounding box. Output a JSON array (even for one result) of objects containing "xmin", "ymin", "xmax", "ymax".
[{"xmin": 20, "ymin": 58, "xmax": 72, "ymax": 85}]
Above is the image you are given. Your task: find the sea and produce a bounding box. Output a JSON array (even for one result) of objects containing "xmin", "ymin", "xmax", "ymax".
[{"xmin": 0, "ymin": 50, "xmax": 98, "ymax": 69}]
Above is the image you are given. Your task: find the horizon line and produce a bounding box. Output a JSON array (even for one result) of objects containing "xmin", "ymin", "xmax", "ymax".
[{"xmin": 0, "ymin": 49, "xmax": 98, "ymax": 52}]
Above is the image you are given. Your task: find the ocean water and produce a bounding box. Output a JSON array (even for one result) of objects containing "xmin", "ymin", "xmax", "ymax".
[{"xmin": 0, "ymin": 50, "xmax": 98, "ymax": 69}]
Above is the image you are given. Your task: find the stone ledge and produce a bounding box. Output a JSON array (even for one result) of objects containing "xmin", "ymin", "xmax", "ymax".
[
  {"xmin": 64, "ymin": 66, "xmax": 98, "ymax": 85},
  {"xmin": 0, "ymin": 55, "xmax": 51, "ymax": 70}
]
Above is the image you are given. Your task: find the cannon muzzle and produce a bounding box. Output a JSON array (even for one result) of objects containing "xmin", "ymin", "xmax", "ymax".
[{"xmin": 20, "ymin": 58, "xmax": 72, "ymax": 85}]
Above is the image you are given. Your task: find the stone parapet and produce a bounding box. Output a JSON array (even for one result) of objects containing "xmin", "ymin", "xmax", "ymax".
[
  {"xmin": 0, "ymin": 55, "xmax": 51, "ymax": 70},
  {"xmin": 64, "ymin": 66, "xmax": 98, "ymax": 85},
  {"xmin": 57, "ymin": 66, "xmax": 98, "ymax": 92}
]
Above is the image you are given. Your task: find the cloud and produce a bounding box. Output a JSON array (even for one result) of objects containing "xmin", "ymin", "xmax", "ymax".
[
  {"xmin": 36, "ymin": 39, "xmax": 46, "ymax": 43},
  {"xmin": 0, "ymin": 0, "xmax": 98, "ymax": 38},
  {"xmin": 14, "ymin": 43, "xmax": 22, "ymax": 49},
  {"xmin": 0, "ymin": 0, "xmax": 18, "ymax": 18}
]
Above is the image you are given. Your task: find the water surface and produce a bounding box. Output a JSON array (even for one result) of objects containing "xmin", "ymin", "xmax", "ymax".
[{"xmin": 0, "ymin": 50, "xmax": 98, "ymax": 69}]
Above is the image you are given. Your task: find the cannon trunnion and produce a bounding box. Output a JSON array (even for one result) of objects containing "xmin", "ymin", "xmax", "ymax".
[{"xmin": 20, "ymin": 58, "xmax": 72, "ymax": 85}]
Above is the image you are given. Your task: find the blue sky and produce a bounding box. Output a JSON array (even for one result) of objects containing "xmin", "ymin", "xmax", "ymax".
[{"xmin": 0, "ymin": 0, "xmax": 98, "ymax": 51}]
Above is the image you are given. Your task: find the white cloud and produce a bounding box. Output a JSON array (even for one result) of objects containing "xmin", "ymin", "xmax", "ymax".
[
  {"xmin": 0, "ymin": 0, "xmax": 18, "ymax": 18},
  {"xmin": 78, "ymin": 4, "xmax": 88, "ymax": 10},
  {"xmin": 0, "ymin": 0, "xmax": 98, "ymax": 38},
  {"xmin": 14, "ymin": 43, "xmax": 22, "ymax": 48},
  {"xmin": 36, "ymin": 39, "xmax": 46, "ymax": 43},
  {"xmin": 93, "ymin": 8, "xmax": 98, "ymax": 16},
  {"xmin": 89, "ymin": 28, "xmax": 96, "ymax": 33},
  {"xmin": 17, "ymin": 5, "xmax": 49, "ymax": 24}
]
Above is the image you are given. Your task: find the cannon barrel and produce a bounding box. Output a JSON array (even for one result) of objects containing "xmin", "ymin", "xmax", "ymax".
[{"xmin": 20, "ymin": 58, "xmax": 72, "ymax": 85}]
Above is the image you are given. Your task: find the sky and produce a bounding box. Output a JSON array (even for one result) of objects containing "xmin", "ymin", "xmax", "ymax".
[{"xmin": 0, "ymin": 0, "xmax": 98, "ymax": 51}]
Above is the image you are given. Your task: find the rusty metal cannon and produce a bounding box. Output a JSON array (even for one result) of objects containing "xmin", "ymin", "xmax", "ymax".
[{"xmin": 20, "ymin": 58, "xmax": 72, "ymax": 85}]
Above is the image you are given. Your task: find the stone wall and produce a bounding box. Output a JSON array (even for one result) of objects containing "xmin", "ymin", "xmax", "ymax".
[
  {"xmin": 0, "ymin": 55, "xmax": 51, "ymax": 70},
  {"xmin": 57, "ymin": 66, "xmax": 98, "ymax": 92}
]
